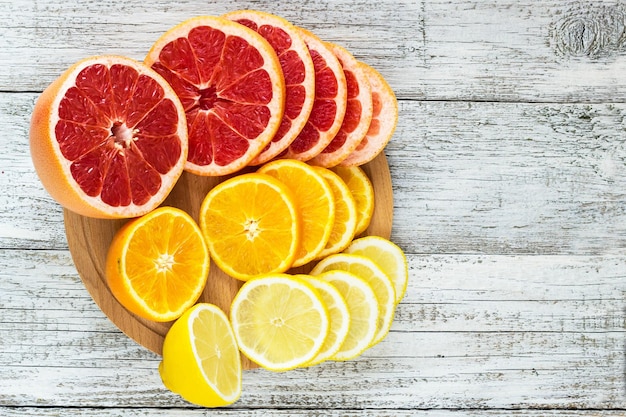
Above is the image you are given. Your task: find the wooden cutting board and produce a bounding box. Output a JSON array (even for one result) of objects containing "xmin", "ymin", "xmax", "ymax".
[{"xmin": 64, "ymin": 154, "xmax": 393, "ymax": 370}]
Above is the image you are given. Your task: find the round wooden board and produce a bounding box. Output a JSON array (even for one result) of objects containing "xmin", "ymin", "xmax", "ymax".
[{"xmin": 64, "ymin": 154, "xmax": 393, "ymax": 370}]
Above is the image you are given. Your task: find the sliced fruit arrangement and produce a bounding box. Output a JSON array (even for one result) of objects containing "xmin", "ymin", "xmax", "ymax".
[
  {"xmin": 30, "ymin": 55, "xmax": 188, "ymax": 219},
  {"xmin": 30, "ymin": 8, "xmax": 404, "ymax": 410}
]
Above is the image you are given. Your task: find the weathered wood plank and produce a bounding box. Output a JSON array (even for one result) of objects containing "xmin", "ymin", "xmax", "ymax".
[
  {"xmin": 1, "ymin": 410, "xmax": 625, "ymax": 417},
  {"xmin": 1, "ymin": 249, "xmax": 623, "ymax": 409},
  {"xmin": 1, "ymin": 409, "xmax": 625, "ymax": 417},
  {"xmin": 5, "ymin": 93, "xmax": 626, "ymax": 255},
  {"xmin": 3, "ymin": 0, "xmax": 626, "ymax": 102}
]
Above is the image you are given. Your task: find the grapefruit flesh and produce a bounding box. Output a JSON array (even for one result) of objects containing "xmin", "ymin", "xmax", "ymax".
[
  {"xmin": 30, "ymin": 55, "xmax": 188, "ymax": 219},
  {"xmin": 280, "ymin": 29, "xmax": 347, "ymax": 161},
  {"xmin": 224, "ymin": 10, "xmax": 315, "ymax": 165},
  {"xmin": 145, "ymin": 16, "xmax": 285, "ymax": 176}
]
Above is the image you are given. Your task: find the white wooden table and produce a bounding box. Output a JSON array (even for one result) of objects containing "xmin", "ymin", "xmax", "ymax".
[{"xmin": 1, "ymin": 1, "xmax": 625, "ymax": 415}]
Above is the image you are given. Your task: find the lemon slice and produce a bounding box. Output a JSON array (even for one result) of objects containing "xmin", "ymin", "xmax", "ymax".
[
  {"xmin": 300, "ymin": 275, "xmax": 351, "ymax": 366},
  {"xmin": 314, "ymin": 270, "xmax": 379, "ymax": 361},
  {"xmin": 230, "ymin": 274, "xmax": 330, "ymax": 371},
  {"xmin": 311, "ymin": 253, "xmax": 395, "ymax": 347},
  {"xmin": 159, "ymin": 303, "xmax": 242, "ymax": 407},
  {"xmin": 344, "ymin": 236, "xmax": 409, "ymax": 304}
]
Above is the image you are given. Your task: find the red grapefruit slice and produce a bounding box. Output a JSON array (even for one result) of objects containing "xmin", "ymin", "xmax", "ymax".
[
  {"xmin": 309, "ymin": 43, "xmax": 373, "ymax": 167},
  {"xmin": 223, "ymin": 10, "xmax": 316, "ymax": 166},
  {"xmin": 30, "ymin": 55, "xmax": 188, "ymax": 219},
  {"xmin": 279, "ymin": 28, "xmax": 347, "ymax": 161},
  {"xmin": 145, "ymin": 16, "xmax": 286, "ymax": 176},
  {"xmin": 339, "ymin": 62, "xmax": 398, "ymax": 167}
]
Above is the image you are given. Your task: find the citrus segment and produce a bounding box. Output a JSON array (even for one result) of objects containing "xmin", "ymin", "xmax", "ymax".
[
  {"xmin": 159, "ymin": 303, "xmax": 242, "ymax": 407},
  {"xmin": 331, "ymin": 165, "xmax": 375, "ymax": 236},
  {"xmin": 105, "ymin": 206, "xmax": 209, "ymax": 322},
  {"xmin": 30, "ymin": 55, "xmax": 188, "ymax": 219},
  {"xmin": 257, "ymin": 159, "xmax": 335, "ymax": 267},
  {"xmin": 312, "ymin": 167, "xmax": 357, "ymax": 259},
  {"xmin": 309, "ymin": 44, "xmax": 373, "ymax": 167},
  {"xmin": 313, "ymin": 270, "xmax": 378, "ymax": 361},
  {"xmin": 310, "ymin": 253, "xmax": 395, "ymax": 347},
  {"xmin": 223, "ymin": 10, "xmax": 315, "ymax": 165},
  {"xmin": 300, "ymin": 275, "xmax": 351, "ymax": 366},
  {"xmin": 230, "ymin": 274, "xmax": 330, "ymax": 371},
  {"xmin": 279, "ymin": 29, "xmax": 347, "ymax": 161},
  {"xmin": 145, "ymin": 16, "xmax": 285, "ymax": 175},
  {"xmin": 344, "ymin": 236, "xmax": 409, "ymax": 305},
  {"xmin": 340, "ymin": 62, "xmax": 398, "ymax": 167},
  {"xmin": 199, "ymin": 173, "xmax": 300, "ymax": 280}
]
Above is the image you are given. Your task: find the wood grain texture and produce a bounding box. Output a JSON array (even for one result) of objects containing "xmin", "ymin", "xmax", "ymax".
[
  {"xmin": 2, "ymin": 0, "xmax": 626, "ymax": 102},
  {"xmin": 1, "ymin": 250, "xmax": 624, "ymax": 410},
  {"xmin": 2, "ymin": 0, "xmax": 626, "ymax": 414}
]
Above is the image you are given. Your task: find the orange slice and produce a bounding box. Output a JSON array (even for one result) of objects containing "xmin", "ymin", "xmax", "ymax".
[
  {"xmin": 199, "ymin": 173, "xmax": 300, "ymax": 280},
  {"xmin": 309, "ymin": 44, "xmax": 373, "ymax": 167},
  {"xmin": 145, "ymin": 16, "xmax": 285, "ymax": 176},
  {"xmin": 280, "ymin": 28, "xmax": 347, "ymax": 161},
  {"xmin": 30, "ymin": 55, "xmax": 188, "ymax": 219},
  {"xmin": 340, "ymin": 62, "xmax": 398, "ymax": 167},
  {"xmin": 258, "ymin": 159, "xmax": 335, "ymax": 267},
  {"xmin": 312, "ymin": 167, "xmax": 357, "ymax": 259},
  {"xmin": 331, "ymin": 165, "xmax": 375, "ymax": 236},
  {"xmin": 223, "ymin": 10, "xmax": 315, "ymax": 165},
  {"xmin": 105, "ymin": 206, "xmax": 210, "ymax": 322}
]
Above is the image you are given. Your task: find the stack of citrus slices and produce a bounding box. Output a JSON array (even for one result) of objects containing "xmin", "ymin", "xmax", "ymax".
[{"xmin": 29, "ymin": 9, "xmax": 403, "ymax": 409}]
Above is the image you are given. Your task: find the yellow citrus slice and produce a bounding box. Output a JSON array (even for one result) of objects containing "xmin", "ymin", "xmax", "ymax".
[
  {"xmin": 310, "ymin": 253, "xmax": 395, "ymax": 347},
  {"xmin": 105, "ymin": 206, "xmax": 209, "ymax": 322},
  {"xmin": 300, "ymin": 275, "xmax": 351, "ymax": 366},
  {"xmin": 344, "ymin": 236, "xmax": 409, "ymax": 305},
  {"xmin": 340, "ymin": 62, "xmax": 398, "ymax": 167},
  {"xmin": 331, "ymin": 165, "xmax": 374, "ymax": 236},
  {"xmin": 230, "ymin": 274, "xmax": 330, "ymax": 371},
  {"xmin": 309, "ymin": 43, "xmax": 373, "ymax": 167},
  {"xmin": 145, "ymin": 16, "xmax": 285, "ymax": 176},
  {"xmin": 30, "ymin": 55, "xmax": 188, "ymax": 219},
  {"xmin": 257, "ymin": 159, "xmax": 335, "ymax": 267},
  {"xmin": 312, "ymin": 167, "xmax": 357, "ymax": 259},
  {"xmin": 223, "ymin": 10, "xmax": 316, "ymax": 165},
  {"xmin": 313, "ymin": 270, "xmax": 378, "ymax": 361},
  {"xmin": 199, "ymin": 173, "xmax": 300, "ymax": 281},
  {"xmin": 159, "ymin": 303, "xmax": 242, "ymax": 407}
]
